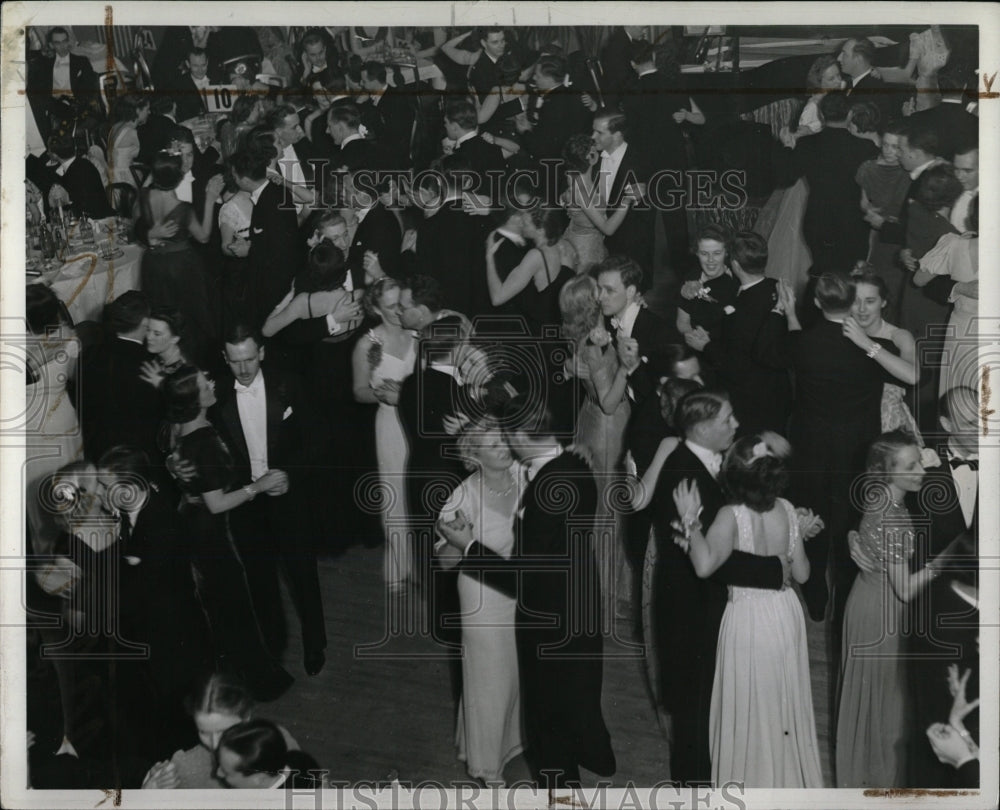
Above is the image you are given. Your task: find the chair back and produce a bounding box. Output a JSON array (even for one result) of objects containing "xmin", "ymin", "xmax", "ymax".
[{"xmin": 106, "ymin": 183, "xmax": 137, "ymax": 218}]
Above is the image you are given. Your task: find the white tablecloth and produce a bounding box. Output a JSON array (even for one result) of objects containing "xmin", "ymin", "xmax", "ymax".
[{"xmin": 41, "ymin": 243, "xmax": 144, "ymax": 324}]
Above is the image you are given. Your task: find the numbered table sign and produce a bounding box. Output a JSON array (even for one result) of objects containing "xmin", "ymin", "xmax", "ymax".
[{"xmin": 204, "ymin": 85, "xmax": 241, "ymax": 113}]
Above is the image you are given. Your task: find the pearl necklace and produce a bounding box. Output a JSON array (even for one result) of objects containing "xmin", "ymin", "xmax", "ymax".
[{"xmin": 483, "ymin": 469, "xmax": 515, "ymax": 498}]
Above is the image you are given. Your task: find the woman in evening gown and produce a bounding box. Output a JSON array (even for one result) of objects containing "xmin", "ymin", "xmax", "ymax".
[{"xmin": 672, "ymin": 434, "xmax": 823, "ymax": 787}]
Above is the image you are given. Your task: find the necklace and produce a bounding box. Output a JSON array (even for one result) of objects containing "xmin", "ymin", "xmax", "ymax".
[{"xmin": 482, "ymin": 469, "xmax": 515, "ymax": 498}]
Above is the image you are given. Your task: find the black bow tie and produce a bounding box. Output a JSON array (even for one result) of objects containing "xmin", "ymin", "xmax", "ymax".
[{"xmin": 948, "ymin": 456, "xmax": 978, "ymax": 471}]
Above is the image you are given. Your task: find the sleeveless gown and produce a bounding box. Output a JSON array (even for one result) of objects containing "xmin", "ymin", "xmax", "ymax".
[
  {"xmin": 711, "ymin": 499, "xmax": 823, "ymax": 787},
  {"xmin": 368, "ymin": 330, "xmax": 417, "ymax": 588},
  {"xmin": 563, "ymin": 206, "xmax": 607, "ymax": 274}
]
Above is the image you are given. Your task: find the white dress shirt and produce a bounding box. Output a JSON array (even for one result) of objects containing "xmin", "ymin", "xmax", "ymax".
[
  {"xmin": 950, "ymin": 188, "xmax": 977, "ymax": 232},
  {"xmin": 946, "ymin": 442, "xmax": 978, "ymax": 529},
  {"xmin": 54, "ymin": 156, "xmax": 76, "ymax": 177},
  {"xmin": 495, "ymin": 227, "xmax": 525, "ymax": 247},
  {"xmin": 610, "ymin": 301, "xmax": 641, "ymax": 338},
  {"xmin": 685, "ymin": 439, "xmax": 722, "ymax": 479},
  {"xmin": 454, "ymin": 130, "xmax": 478, "ymax": 148},
  {"xmin": 234, "ymin": 372, "xmax": 269, "ymax": 481},
  {"xmin": 52, "ymin": 54, "xmax": 72, "ymax": 94},
  {"xmin": 175, "ymin": 170, "xmax": 195, "ymax": 203}
]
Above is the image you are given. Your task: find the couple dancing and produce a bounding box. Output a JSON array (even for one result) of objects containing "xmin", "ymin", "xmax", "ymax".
[{"xmin": 646, "ymin": 390, "xmax": 826, "ymax": 788}]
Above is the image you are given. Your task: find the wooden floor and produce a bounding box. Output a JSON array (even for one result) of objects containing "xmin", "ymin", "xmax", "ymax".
[{"xmin": 265, "ymin": 544, "xmax": 837, "ymax": 787}]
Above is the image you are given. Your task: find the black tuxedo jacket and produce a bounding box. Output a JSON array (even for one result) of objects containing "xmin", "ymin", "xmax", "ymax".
[
  {"xmin": 454, "ymin": 134, "xmax": 507, "ymax": 199},
  {"xmin": 476, "ymin": 234, "xmax": 529, "ymax": 329},
  {"xmin": 600, "ymin": 28, "xmax": 640, "ymax": 112},
  {"xmin": 459, "ymin": 449, "xmax": 617, "ymax": 779},
  {"xmin": 467, "ymin": 54, "xmax": 523, "ymax": 122},
  {"xmin": 54, "ymin": 157, "xmax": 115, "ymax": 219},
  {"xmin": 595, "ymin": 144, "xmax": 654, "ymax": 277},
  {"xmin": 211, "ymin": 365, "xmax": 325, "ymax": 487},
  {"xmin": 650, "ymin": 441, "xmax": 784, "ymax": 782},
  {"xmin": 28, "ymin": 53, "xmax": 98, "ymax": 107},
  {"xmin": 248, "ymin": 181, "xmax": 302, "ymax": 328},
  {"xmin": 137, "ymin": 114, "xmax": 179, "ymax": 165},
  {"xmin": 361, "ymin": 85, "xmax": 416, "ymax": 169},
  {"xmin": 907, "ymin": 101, "xmax": 978, "ymax": 161},
  {"xmin": 172, "ymin": 75, "xmax": 211, "ymax": 124},
  {"xmin": 704, "ymin": 278, "xmax": 792, "ymax": 435},
  {"xmin": 151, "ymin": 28, "xmax": 226, "ymax": 91},
  {"xmin": 346, "ymin": 202, "xmax": 402, "ymax": 286},
  {"xmin": 79, "ymin": 336, "xmax": 162, "ymax": 462},
  {"xmin": 848, "ymin": 71, "xmax": 903, "ymax": 124},
  {"xmin": 523, "ymin": 85, "xmax": 591, "ymax": 164},
  {"xmin": 623, "ymin": 69, "xmax": 688, "ymax": 170},
  {"xmin": 334, "ymin": 137, "xmax": 377, "ymax": 173}
]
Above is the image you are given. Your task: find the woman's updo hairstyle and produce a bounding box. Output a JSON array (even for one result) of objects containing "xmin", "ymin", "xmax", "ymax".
[
  {"xmin": 185, "ymin": 672, "xmax": 254, "ymax": 720},
  {"xmin": 864, "ymin": 429, "xmax": 920, "ymax": 480},
  {"xmin": 151, "ymin": 150, "xmax": 184, "ymax": 191},
  {"xmin": 721, "ymin": 434, "xmax": 790, "ymax": 512},
  {"xmin": 362, "ymin": 276, "xmax": 400, "ymax": 321}
]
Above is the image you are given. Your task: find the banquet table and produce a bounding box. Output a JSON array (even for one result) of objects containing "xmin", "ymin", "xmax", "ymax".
[{"xmin": 31, "ymin": 242, "xmax": 144, "ymax": 325}]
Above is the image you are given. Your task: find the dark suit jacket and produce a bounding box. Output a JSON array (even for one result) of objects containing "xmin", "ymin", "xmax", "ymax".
[
  {"xmin": 596, "ymin": 144, "xmax": 654, "ymax": 278},
  {"xmin": 454, "ymin": 134, "xmax": 507, "ymax": 199},
  {"xmin": 459, "ymin": 449, "xmax": 616, "ymax": 779},
  {"xmin": 475, "ymin": 233, "xmax": 529, "ymax": 329},
  {"xmin": 172, "ymin": 75, "xmax": 211, "ymax": 123},
  {"xmin": 467, "ymin": 54, "xmax": 523, "ymax": 123},
  {"xmin": 211, "ymin": 365, "xmax": 326, "ymax": 487},
  {"xmin": 907, "ymin": 101, "xmax": 978, "ymax": 161},
  {"xmin": 650, "ymin": 441, "xmax": 784, "ymax": 782},
  {"xmin": 53, "ymin": 156, "xmax": 115, "ymax": 218},
  {"xmin": 79, "ymin": 336, "xmax": 162, "ymax": 462},
  {"xmin": 248, "ymin": 181, "xmax": 302, "ymax": 328},
  {"xmin": 848, "ymin": 71, "xmax": 904, "ymax": 125},
  {"xmin": 27, "ymin": 53, "xmax": 99, "ymax": 128},
  {"xmin": 151, "ymin": 28, "xmax": 226, "ymax": 91},
  {"xmin": 523, "ymin": 85, "xmax": 591, "ymax": 164},
  {"xmin": 361, "ymin": 85, "xmax": 416, "ymax": 169},
  {"xmin": 622, "ymin": 69, "xmax": 689, "ymax": 170},
  {"xmin": 600, "ymin": 28, "xmax": 640, "ymax": 112},
  {"xmin": 334, "ymin": 137, "xmax": 377, "ymax": 173},
  {"xmin": 704, "ymin": 278, "xmax": 792, "ymax": 436},
  {"xmin": 346, "ymin": 202, "xmax": 402, "ymax": 286},
  {"xmin": 138, "ymin": 114, "xmax": 179, "ymax": 165}
]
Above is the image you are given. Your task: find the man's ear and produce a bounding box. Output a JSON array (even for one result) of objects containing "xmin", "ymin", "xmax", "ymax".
[
  {"xmin": 813, "ymin": 297, "xmax": 821, "ymax": 311},
  {"xmin": 258, "ymin": 345, "xmax": 266, "ymax": 363},
  {"xmin": 939, "ymin": 415, "xmax": 953, "ymax": 435}
]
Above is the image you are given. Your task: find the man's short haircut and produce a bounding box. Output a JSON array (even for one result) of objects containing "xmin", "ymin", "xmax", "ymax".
[
  {"xmin": 224, "ymin": 323, "xmax": 263, "ymax": 351},
  {"xmin": 629, "ymin": 41, "xmax": 656, "ymax": 66},
  {"xmin": 98, "ymin": 445, "xmax": 152, "ymax": 489},
  {"xmin": 47, "ymin": 134, "xmax": 76, "ymax": 160},
  {"xmin": 900, "ymin": 120, "xmax": 941, "ymax": 158},
  {"xmin": 444, "ymin": 98, "xmax": 478, "ymax": 132},
  {"xmin": 477, "ymin": 26, "xmax": 504, "ymax": 44},
  {"xmin": 230, "ymin": 148, "xmax": 268, "ymax": 182},
  {"xmin": 730, "ymin": 231, "xmax": 768, "ymax": 274},
  {"xmin": 674, "ymin": 389, "xmax": 729, "ymax": 438},
  {"xmin": 595, "ymin": 254, "xmax": 644, "ymax": 292},
  {"xmin": 105, "ymin": 290, "xmax": 151, "ymax": 334},
  {"xmin": 361, "ymin": 60, "xmax": 387, "ymax": 85},
  {"xmin": 46, "ymin": 27, "xmax": 70, "ymax": 44},
  {"xmin": 403, "ymin": 275, "xmax": 446, "ymax": 314},
  {"xmin": 501, "ymin": 393, "xmax": 555, "ymax": 440},
  {"xmin": 151, "ymin": 95, "xmax": 176, "ymax": 116},
  {"xmin": 914, "ymin": 164, "xmax": 963, "ymax": 212},
  {"xmin": 266, "ymin": 104, "xmax": 299, "ymax": 132},
  {"xmin": 301, "ymin": 29, "xmax": 327, "ymax": 50},
  {"xmin": 818, "ymin": 91, "xmax": 850, "ymax": 124},
  {"xmin": 954, "ymin": 140, "xmax": 979, "ymax": 159},
  {"xmin": 851, "ymin": 37, "xmax": 877, "ymax": 66},
  {"xmin": 187, "ymin": 46, "xmax": 208, "ymax": 62},
  {"xmin": 169, "ymin": 125, "xmax": 196, "ymax": 147},
  {"xmin": 594, "ymin": 109, "xmax": 628, "ymax": 139},
  {"xmin": 535, "ymin": 54, "xmax": 566, "ymax": 82},
  {"xmin": 328, "ymin": 103, "xmax": 362, "ymax": 130},
  {"xmin": 883, "ymin": 118, "xmax": 907, "ymax": 138},
  {"xmin": 848, "ymin": 101, "xmax": 881, "ymax": 135},
  {"xmin": 815, "ymin": 273, "xmax": 856, "ymax": 313}
]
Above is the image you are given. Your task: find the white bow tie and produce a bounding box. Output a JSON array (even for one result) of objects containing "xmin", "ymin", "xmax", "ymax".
[{"xmin": 235, "ymin": 384, "xmax": 259, "ymax": 396}]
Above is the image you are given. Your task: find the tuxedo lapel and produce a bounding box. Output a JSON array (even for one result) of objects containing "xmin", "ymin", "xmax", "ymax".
[
  {"xmin": 263, "ymin": 369, "xmax": 284, "ymax": 461},
  {"xmin": 219, "ymin": 393, "xmax": 251, "ymax": 469}
]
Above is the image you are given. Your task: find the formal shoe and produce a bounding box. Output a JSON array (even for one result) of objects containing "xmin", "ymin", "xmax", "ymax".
[
  {"xmin": 249, "ymin": 665, "xmax": 294, "ymax": 702},
  {"xmin": 304, "ymin": 649, "xmax": 326, "ymax": 676}
]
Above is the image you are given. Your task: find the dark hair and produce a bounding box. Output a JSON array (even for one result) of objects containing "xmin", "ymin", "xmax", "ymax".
[
  {"xmin": 266, "ymin": 103, "xmax": 299, "ymax": 132},
  {"xmin": 850, "ymin": 37, "xmax": 877, "ymax": 66},
  {"xmin": 818, "ymin": 91, "xmax": 850, "ymax": 124},
  {"xmin": 501, "ymin": 393, "xmax": 555, "ymax": 439},
  {"xmin": 865, "ymin": 429, "xmax": 919, "ymax": 478},
  {"xmin": 185, "ymin": 672, "xmax": 253, "ymax": 719},
  {"xmin": 693, "ymin": 222, "xmax": 733, "ymax": 254},
  {"xmin": 148, "ymin": 305, "xmax": 186, "ymax": 340},
  {"xmin": 814, "ymin": 273, "xmax": 855, "ymax": 313},
  {"xmin": 162, "ymin": 366, "xmax": 203, "ymax": 424},
  {"xmin": 231, "ymin": 147, "xmax": 269, "ymax": 182},
  {"xmin": 361, "ymin": 60, "xmax": 387, "ymax": 85},
  {"xmin": 850, "ymin": 270, "xmax": 891, "ymax": 311},
  {"xmin": 96, "ymin": 446, "xmax": 152, "ymax": 496},
  {"xmin": 297, "ymin": 241, "xmax": 347, "ymax": 293},
  {"xmin": 187, "ymin": 46, "xmax": 208, "ymax": 62},
  {"xmin": 46, "ymin": 27, "xmax": 70, "ymax": 44},
  {"xmin": 301, "ymin": 28, "xmax": 327, "ymax": 51},
  {"xmin": 362, "ymin": 276, "xmax": 400, "ymax": 320},
  {"xmin": 535, "ymin": 54, "xmax": 566, "ymax": 82},
  {"xmin": 900, "ymin": 120, "xmax": 940, "ymax": 158},
  {"xmin": 914, "ymin": 164, "xmax": 963, "ymax": 212},
  {"xmin": 224, "ymin": 323, "xmax": 263, "ymax": 351},
  {"xmin": 230, "ymin": 94, "xmax": 259, "ymax": 126},
  {"xmin": 104, "ymin": 290, "xmax": 150, "ymax": 334},
  {"xmin": 402, "ymin": 274, "xmax": 446, "ymax": 314},
  {"xmin": 47, "ymin": 134, "xmax": 76, "ymax": 160},
  {"xmin": 151, "ymin": 95, "xmax": 176, "ymax": 116},
  {"xmin": 169, "ymin": 125, "xmax": 196, "ymax": 148},
  {"xmin": 328, "ymin": 103, "xmax": 362, "ymax": 131},
  {"xmin": 721, "ymin": 434, "xmax": 789, "ymax": 512},
  {"xmin": 151, "ymin": 150, "xmax": 184, "ymax": 191},
  {"xmin": 848, "ymin": 101, "xmax": 880, "ymax": 135},
  {"xmin": 112, "ymin": 94, "xmax": 145, "ymax": 124},
  {"xmin": 444, "ymin": 98, "xmax": 478, "ymax": 131},
  {"xmin": 562, "ymin": 133, "xmax": 594, "ymax": 173},
  {"xmin": 477, "ymin": 26, "xmax": 504, "ymax": 45},
  {"xmin": 595, "ymin": 254, "xmax": 644, "ymax": 292},
  {"xmin": 805, "ymin": 54, "xmax": 839, "ymax": 91},
  {"xmin": 882, "ymin": 118, "xmax": 907, "ymax": 138},
  {"xmin": 218, "ymin": 720, "xmax": 322, "ymax": 787},
  {"xmin": 26, "ymin": 283, "xmax": 72, "ymax": 334},
  {"xmin": 594, "ymin": 109, "xmax": 628, "ymax": 139},
  {"xmin": 658, "ymin": 376, "xmax": 703, "ymax": 429},
  {"xmin": 674, "ymin": 389, "xmax": 728, "ymax": 437},
  {"xmin": 524, "ymin": 204, "xmax": 566, "ymax": 246},
  {"xmin": 730, "ymin": 231, "xmax": 768, "ymax": 274},
  {"xmin": 630, "ymin": 41, "xmax": 656, "ymax": 66}
]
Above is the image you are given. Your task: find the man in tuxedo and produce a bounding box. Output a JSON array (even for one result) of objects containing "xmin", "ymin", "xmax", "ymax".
[
  {"xmin": 403, "ymin": 156, "xmax": 489, "ymax": 318},
  {"xmin": 171, "ymin": 48, "xmax": 217, "ymax": 123},
  {"xmin": 79, "ymin": 292, "xmax": 162, "ymax": 465},
  {"xmin": 233, "ymin": 149, "xmax": 301, "ymax": 329},
  {"xmin": 439, "ymin": 396, "xmax": 616, "ymax": 788},
  {"xmin": 515, "ymin": 54, "xmax": 591, "ymax": 167},
  {"xmin": 327, "ymin": 103, "xmax": 377, "ymax": 173},
  {"xmin": 341, "ymin": 172, "xmax": 402, "ymax": 285},
  {"xmin": 650, "ymin": 390, "xmax": 788, "ymax": 785},
  {"xmin": 212, "ymin": 326, "xmax": 328, "ymax": 676},
  {"xmin": 474, "ymin": 201, "xmax": 532, "ymax": 330},
  {"xmin": 42, "ymin": 134, "xmax": 114, "ymax": 219},
  {"xmin": 296, "ymin": 28, "xmax": 340, "ymax": 90},
  {"xmin": 360, "ymin": 60, "xmax": 416, "ymax": 170},
  {"xmin": 138, "ymin": 96, "xmax": 182, "ymax": 165},
  {"xmin": 591, "ymin": 111, "xmax": 654, "ymax": 285},
  {"xmin": 948, "ymin": 143, "xmax": 978, "ymax": 232},
  {"xmin": 96, "ymin": 445, "xmax": 211, "ymax": 756},
  {"xmin": 466, "ymin": 27, "xmax": 526, "ymax": 128},
  {"xmin": 794, "ymin": 92, "xmax": 878, "ymax": 277},
  {"xmin": 838, "ymin": 36, "xmax": 902, "ymax": 124},
  {"xmin": 686, "ymin": 232, "xmax": 791, "ymax": 436},
  {"xmin": 907, "ymin": 61, "xmax": 979, "ymax": 162},
  {"xmin": 151, "ymin": 26, "xmax": 224, "ymax": 94},
  {"xmin": 27, "ymin": 27, "xmax": 100, "ymax": 142},
  {"xmin": 759, "ymin": 273, "xmax": 891, "ymax": 625},
  {"xmin": 268, "ymin": 103, "xmax": 318, "ymax": 215},
  {"xmin": 599, "ymin": 26, "xmax": 647, "ymax": 112},
  {"xmin": 444, "ymin": 98, "xmax": 506, "ymax": 201}
]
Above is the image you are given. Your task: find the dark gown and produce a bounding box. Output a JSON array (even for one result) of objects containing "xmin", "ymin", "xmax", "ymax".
[
  {"xmin": 169, "ymin": 426, "xmax": 291, "ymax": 698},
  {"xmin": 677, "ymin": 267, "xmax": 739, "ymax": 344},
  {"xmin": 138, "ymin": 190, "xmax": 217, "ymax": 368}
]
